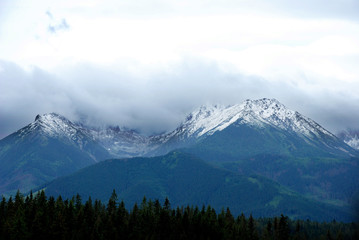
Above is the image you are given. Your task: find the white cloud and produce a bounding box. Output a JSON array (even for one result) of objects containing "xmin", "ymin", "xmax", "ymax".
[{"xmin": 1, "ymin": 0, "xmax": 359, "ymax": 137}]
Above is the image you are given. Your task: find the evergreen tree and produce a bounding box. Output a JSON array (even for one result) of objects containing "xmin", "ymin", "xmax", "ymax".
[
  {"xmin": 336, "ymin": 229, "xmax": 343, "ymax": 240},
  {"xmin": 263, "ymin": 220, "xmax": 273, "ymax": 240},
  {"xmin": 0, "ymin": 191, "xmax": 357, "ymax": 240},
  {"xmin": 238, "ymin": 213, "xmax": 248, "ymax": 240},
  {"xmin": 326, "ymin": 229, "xmax": 333, "ymax": 240},
  {"xmin": 32, "ymin": 191, "xmax": 48, "ymax": 240},
  {"xmin": 129, "ymin": 203, "xmax": 140, "ymax": 239},
  {"xmin": 117, "ymin": 200, "xmax": 129, "ymax": 239},
  {"xmin": 105, "ymin": 190, "xmax": 118, "ymax": 239},
  {"xmin": 52, "ymin": 196, "xmax": 67, "ymax": 240},
  {"xmin": 158, "ymin": 198, "xmax": 172, "ymax": 240},
  {"xmin": 0, "ymin": 196, "xmax": 6, "ymax": 238},
  {"xmin": 248, "ymin": 214, "xmax": 259, "ymax": 240},
  {"xmin": 10, "ymin": 191, "xmax": 28, "ymax": 240},
  {"xmin": 278, "ymin": 214, "xmax": 290, "ymax": 240},
  {"xmin": 64, "ymin": 198, "xmax": 76, "ymax": 239}
]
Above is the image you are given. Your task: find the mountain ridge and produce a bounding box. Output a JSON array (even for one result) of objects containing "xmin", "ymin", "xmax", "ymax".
[
  {"xmin": 2, "ymin": 98, "xmax": 356, "ymax": 159},
  {"xmin": 1, "ymin": 98, "xmax": 358, "ymax": 202},
  {"xmin": 169, "ymin": 98, "xmax": 335, "ymax": 139}
]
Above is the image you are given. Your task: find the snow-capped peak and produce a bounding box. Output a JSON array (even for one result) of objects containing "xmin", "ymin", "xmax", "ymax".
[
  {"xmin": 28, "ymin": 113, "xmax": 79, "ymax": 138},
  {"xmin": 175, "ymin": 98, "xmax": 334, "ymax": 139},
  {"xmin": 15, "ymin": 113, "xmax": 154, "ymax": 157}
]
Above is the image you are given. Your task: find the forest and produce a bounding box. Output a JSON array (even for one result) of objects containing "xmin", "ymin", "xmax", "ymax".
[{"xmin": 0, "ymin": 190, "xmax": 357, "ymax": 240}]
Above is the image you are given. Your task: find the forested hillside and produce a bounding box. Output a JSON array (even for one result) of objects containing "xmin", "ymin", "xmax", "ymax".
[
  {"xmin": 0, "ymin": 191, "xmax": 357, "ymax": 240},
  {"xmin": 41, "ymin": 151, "xmax": 354, "ymax": 222}
]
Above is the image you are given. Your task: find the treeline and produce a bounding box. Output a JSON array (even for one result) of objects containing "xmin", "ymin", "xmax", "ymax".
[{"xmin": 0, "ymin": 190, "xmax": 357, "ymax": 240}]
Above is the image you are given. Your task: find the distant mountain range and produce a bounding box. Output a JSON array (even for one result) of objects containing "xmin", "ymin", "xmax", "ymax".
[{"xmin": 0, "ymin": 98, "xmax": 358, "ymax": 221}]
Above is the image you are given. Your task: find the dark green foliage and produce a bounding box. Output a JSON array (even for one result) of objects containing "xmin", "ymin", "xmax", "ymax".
[
  {"xmin": 42, "ymin": 151, "xmax": 354, "ymax": 222},
  {"xmin": 183, "ymin": 124, "xmax": 359, "ymax": 206},
  {"xmin": 218, "ymin": 154, "xmax": 359, "ymax": 206},
  {"xmin": 277, "ymin": 214, "xmax": 290, "ymax": 240},
  {"xmin": 0, "ymin": 191, "xmax": 357, "ymax": 240}
]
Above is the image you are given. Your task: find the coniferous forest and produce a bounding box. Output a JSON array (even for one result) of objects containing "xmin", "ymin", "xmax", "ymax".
[{"xmin": 0, "ymin": 190, "xmax": 358, "ymax": 240}]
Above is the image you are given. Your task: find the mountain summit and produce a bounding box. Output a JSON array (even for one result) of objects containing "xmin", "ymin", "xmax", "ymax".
[
  {"xmin": 20, "ymin": 113, "xmax": 87, "ymax": 145},
  {"xmin": 151, "ymin": 98, "xmax": 355, "ymax": 158},
  {"xmin": 170, "ymin": 98, "xmax": 333, "ymax": 138}
]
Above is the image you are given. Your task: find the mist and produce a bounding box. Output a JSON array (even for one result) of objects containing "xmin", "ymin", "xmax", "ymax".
[{"xmin": 1, "ymin": 59, "xmax": 359, "ymax": 139}]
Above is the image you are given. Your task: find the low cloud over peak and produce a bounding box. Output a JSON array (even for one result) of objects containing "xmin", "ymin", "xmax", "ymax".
[{"xmin": 1, "ymin": 59, "xmax": 359, "ymax": 139}]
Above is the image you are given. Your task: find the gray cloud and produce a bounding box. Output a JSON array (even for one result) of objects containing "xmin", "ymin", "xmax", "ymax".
[
  {"xmin": 49, "ymin": 0, "xmax": 359, "ymax": 23},
  {"xmin": 246, "ymin": 0, "xmax": 359, "ymax": 21},
  {"xmin": 1, "ymin": 59, "xmax": 359, "ymax": 139}
]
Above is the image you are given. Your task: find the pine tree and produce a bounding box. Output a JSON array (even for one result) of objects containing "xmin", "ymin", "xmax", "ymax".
[
  {"xmin": 238, "ymin": 213, "xmax": 248, "ymax": 240},
  {"xmin": 263, "ymin": 220, "xmax": 273, "ymax": 240},
  {"xmin": 278, "ymin": 214, "xmax": 290, "ymax": 240},
  {"xmin": 10, "ymin": 191, "xmax": 28, "ymax": 240},
  {"xmin": 32, "ymin": 191, "xmax": 48, "ymax": 240},
  {"xmin": 105, "ymin": 190, "xmax": 118, "ymax": 239},
  {"xmin": 117, "ymin": 200, "xmax": 129, "ymax": 239},
  {"xmin": 129, "ymin": 203, "xmax": 140, "ymax": 239},
  {"xmin": 336, "ymin": 229, "xmax": 343, "ymax": 240},
  {"xmin": 64, "ymin": 198, "xmax": 76, "ymax": 239},
  {"xmin": 52, "ymin": 196, "xmax": 67, "ymax": 240},
  {"xmin": 248, "ymin": 214, "xmax": 259, "ymax": 240},
  {"xmin": 163, "ymin": 197, "xmax": 171, "ymax": 211},
  {"xmin": 0, "ymin": 196, "xmax": 6, "ymax": 238},
  {"xmin": 158, "ymin": 198, "xmax": 172, "ymax": 239}
]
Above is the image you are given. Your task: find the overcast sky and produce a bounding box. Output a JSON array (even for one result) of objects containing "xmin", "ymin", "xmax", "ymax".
[{"xmin": 1, "ymin": 0, "xmax": 359, "ymax": 138}]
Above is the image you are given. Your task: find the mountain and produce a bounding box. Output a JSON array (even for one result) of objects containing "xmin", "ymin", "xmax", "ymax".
[
  {"xmin": 0, "ymin": 113, "xmax": 111, "ymax": 197},
  {"xmin": 151, "ymin": 98, "xmax": 357, "ymax": 158},
  {"xmin": 167, "ymin": 99, "xmax": 359, "ymax": 205},
  {"xmin": 337, "ymin": 129, "xmax": 359, "ymax": 150},
  {"xmin": 41, "ymin": 151, "xmax": 354, "ymax": 222}
]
